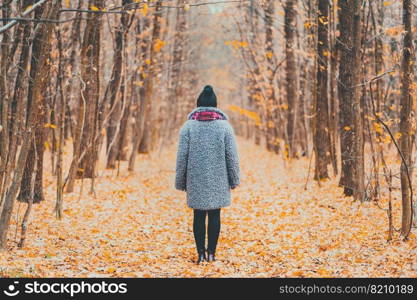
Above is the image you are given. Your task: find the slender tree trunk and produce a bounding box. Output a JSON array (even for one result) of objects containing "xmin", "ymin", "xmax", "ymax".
[
  {"xmin": 172, "ymin": 0, "xmax": 187, "ymax": 126},
  {"xmin": 351, "ymin": 0, "xmax": 364, "ymax": 201},
  {"xmin": 329, "ymin": 1, "xmax": 338, "ymax": 176},
  {"xmin": 314, "ymin": 0, "xmax": 330, "ymax": 180},
  {"xmin": 399, "ymin": 0, "xmax": 414, "ymax": 237},
  {"xmin": 106, "ymin": 0, "xmax": 131, "ymax": 169},
  {"xmin": 128, "ymin": 17, "xmax": 152, "ymax": 171},
  {"xmin": 64, "ymin": 0, "xmax": 82, "ymax": 140},
  {"xmin": 284, "ymin": 0, "xmax": 298, "ymax": 158},
  {"xmin": 55, "ymin": 26, "xmax": 65, "ymax": 219},
  {"xmin": 264, "ymin": 0, "xmax": 277, "ymax": 152},
  {"xmin": 138, "ymin": 1, "xmax": 163, "ymax": 154}
]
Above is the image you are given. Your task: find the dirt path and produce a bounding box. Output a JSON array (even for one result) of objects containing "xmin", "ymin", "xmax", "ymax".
[{"xmin": 1, "ymin": 138, "xmax": 416, "ymax": 277}]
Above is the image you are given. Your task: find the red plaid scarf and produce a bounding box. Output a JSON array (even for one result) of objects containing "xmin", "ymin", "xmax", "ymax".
[{"xmin": 191, "ymin": 111, "xmax": 225, "ymax": 121}]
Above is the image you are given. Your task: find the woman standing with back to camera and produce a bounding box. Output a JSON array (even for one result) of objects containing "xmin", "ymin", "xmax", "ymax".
[{"xmin": 175, "ymin": 85, "xmax": 240, "ymax": 264}]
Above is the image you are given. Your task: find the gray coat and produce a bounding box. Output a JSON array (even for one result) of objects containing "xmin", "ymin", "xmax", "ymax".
[{"xmin": 175, "ymin": 107, "xmax": 240, "ymax": 210}]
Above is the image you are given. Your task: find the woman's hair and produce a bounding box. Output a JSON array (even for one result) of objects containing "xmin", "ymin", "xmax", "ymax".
[{"xmin": 197, "ymin": 85, "xmax": 217, "ymax": 107}]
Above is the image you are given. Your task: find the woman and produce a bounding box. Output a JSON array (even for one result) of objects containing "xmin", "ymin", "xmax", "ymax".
[{"xmin": 175, "ymin": 85, "xmax": 240, "ymax": 264}]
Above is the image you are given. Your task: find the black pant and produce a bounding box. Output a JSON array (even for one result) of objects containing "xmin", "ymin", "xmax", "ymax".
[{"xmin": 193, "ymin": 209, "xmax": 221, "ymax": 254}]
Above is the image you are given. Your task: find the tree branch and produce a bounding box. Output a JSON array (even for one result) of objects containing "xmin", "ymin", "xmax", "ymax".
[{"xmin": 0, "ymin": 0, "xmax": 49, "ymax": 34}]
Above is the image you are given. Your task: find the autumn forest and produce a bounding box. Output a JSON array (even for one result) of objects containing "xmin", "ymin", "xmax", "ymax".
[{"xmin": 0, "ymin": 0, "xmax": 416, "ymax": 277}]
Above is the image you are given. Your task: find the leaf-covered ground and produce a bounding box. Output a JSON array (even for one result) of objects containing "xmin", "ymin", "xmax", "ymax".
[{"xmin": 1, "ymin": 138, "xmax": 416, "ymax": 277}]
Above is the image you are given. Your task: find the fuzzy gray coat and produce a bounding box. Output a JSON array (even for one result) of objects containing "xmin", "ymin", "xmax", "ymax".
[{"xmin": 175, "ymin": 107, "xmax": 240, "ymax": 210}]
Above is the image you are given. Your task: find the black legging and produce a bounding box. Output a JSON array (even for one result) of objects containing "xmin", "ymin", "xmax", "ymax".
[{"xmin": 193, "ymin": 209, "xmax": 221, "ymax": 254}]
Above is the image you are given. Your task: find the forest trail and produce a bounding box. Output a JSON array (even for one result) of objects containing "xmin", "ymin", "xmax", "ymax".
[{"xmin": 1, "ymin": 138, "xmax": 416, "ymax": 278}]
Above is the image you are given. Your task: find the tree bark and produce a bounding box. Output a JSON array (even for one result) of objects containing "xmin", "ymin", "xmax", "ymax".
[
  {"xmin": 18, "ymin": 6, "xmax": 49, "ymax": 203},
  {"xmin": 138, "ymin": 1, "xmax": 163, "ymax": 154},
  {"xmin": 264, "ymin": 0, "xmax": 276, "ymax": 152},
  {"xmin": 314, "ymin": 0, "xmax": 330, "ymax": 180},
  {"xmin": 399, "ymin": 0, "xmax": 414, "ymax": 237},
  {"xmin": 284, "ymin": 0, "xmax": 298, "ymax": 158},
  {"xmin": 337, "ymin": 0, "xmax": 364, "ymax": 200},
  {"xmin": 106, "ymin": 0, "xmax": 132, "ymax": 169},
  {"xmin": 76, "ymin": 0, "xmax": 105, "ymax": 178},
  {"xmin": 128, "ymin": 16, "xmax": 152, "ymax": 171}
]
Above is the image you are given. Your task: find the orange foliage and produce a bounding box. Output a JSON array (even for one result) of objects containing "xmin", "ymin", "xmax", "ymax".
[{"xmin": 0, "ymin": 139, "xmax": 416, "ymax": 277}]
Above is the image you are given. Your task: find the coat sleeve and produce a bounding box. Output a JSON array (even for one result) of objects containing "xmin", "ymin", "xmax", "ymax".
[
  {"xmin": 225, "ymin": 123, "xmax": 240, "ymax": 189},
  {"xmin": 175, "ymin": 124, "xmax": 189, "ymax": 191}
]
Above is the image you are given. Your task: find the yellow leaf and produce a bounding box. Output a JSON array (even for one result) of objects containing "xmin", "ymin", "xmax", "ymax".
[
  {"xmin": 385, "ymin": 26, "xmax": 403, "ymax": 36},
  {"xmin": 373, "ymin": 122, "xmax": 383, "ymax": 134},
  {"xmin": 266, "ymin": 51, "xmax": 273, "ymax": 59},
  {"xmin": 317, "ymin": 268, "xmax": 330, "ymax": 276},
  {"xmin": 225, "ymin": 40, "xmax": 247, "ymax": 50},
  {"xmin": 292, "ymin": 270, "xmax": 304, "ymax": 277},
  {"xmin": 44, "ymin": 123, "xmax": 57, "ymax": 129},
  {"xmin": 24, "ymin": 5, "xmax": 33, "ymax": 12},
  {"xmin": 153, "ymin": 39, "xmax": 165, "ymax": 52},
  {"xmin": 90, "ymin": 5, "xmax": 99, "ymax": 11},
  {"xmin": 107, "ymin": 267, "xmax": 116, "ymax": 273},
  {"xmin": 140, "ymin": 3, "xmax": 148, "ymax": 16},
  {"xmin": 64, "ymin": 0, "xmax": 70, "ymax": 8},
  {"xmin": 184, "ymin": 4, "xmax": 191, "ymax": 11},
  {"xmin": 319, "ymin": 16, "xmax": 328, "ymax": 25},
  {"xmin": 383, "ymin": 1, "xmax": 392, "ymax": 6},
  {"xmin": 145, "ymin": 58, "xmax": 151, "ymax": 65},
  {"xmin": 102, "ymin": 251, "xmax": 111, "ymax": 260},
  {"xmin": 344, "ymin": 126, "xmax": 351, "ymax": 131}
]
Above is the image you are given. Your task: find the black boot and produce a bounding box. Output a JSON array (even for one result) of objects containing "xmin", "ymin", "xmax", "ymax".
[
  {"xmin": 196, "ymin": 249, "xmax": 206, "ymax": 264},
  {"xmin": 207, "ymin": 251, "xmax": 215, "ymax": 262}
]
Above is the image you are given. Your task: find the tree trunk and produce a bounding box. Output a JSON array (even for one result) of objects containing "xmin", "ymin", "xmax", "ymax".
[
  {"xmin": 76, "ymin": 0, "xmax": 105, "ymax": 178},
  {"xmin": 168, "ymin": 0, "xmax": 187, "ymax": 136},
  {"xmin": 138, "ymin": 1, "xmax": 163, "ymax": 154},
  {"xmin": 128, "ymin": 16, "xmax": 152, "ymax": 171},
  {"xmin": 284, "ymin": 0, "xmax": 298, "ymax": 158},
  {"xmin": 399, "ymin": 0, "xmax": 414, "ymax": 238},
  {"xmin": 329, "ymin": 1, "xmax": 339, "ymax": 176},
  {"xmin": 106, "ymin": 0, "xmax": 132, "ymax": 169},
  {"xmin": 264, "ymin": 0, "xmax": 277, "ymax": 152},
  {"xmin": 338, "ymin": 0, "xmax": 364, "ymax": 200},
  {"xmin": 18, "ymin": 9, "xmax": 49, "ymax": 203},
  {"xmin": 351, "ymin": 0, "xmax": 364, "ymax": 201},
  {"xmin": 314, "ymin": 0, "xmax": 330, "ymax": 180}
]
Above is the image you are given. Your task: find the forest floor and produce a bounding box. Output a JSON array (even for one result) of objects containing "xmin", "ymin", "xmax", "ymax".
[{"xmin": 1, "ymin": 138, "xmax": 417, "ymax": 277}]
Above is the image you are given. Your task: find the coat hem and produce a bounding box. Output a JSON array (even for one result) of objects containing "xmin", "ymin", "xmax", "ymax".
[{"xmin": 187, "ymin": 204, "xmax": 230, "ymax": 210}]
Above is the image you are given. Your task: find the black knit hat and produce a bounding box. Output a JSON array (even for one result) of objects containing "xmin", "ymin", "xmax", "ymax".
[{"xmin": 197, "ymin": 85, "xmax": 217, "ymax": 107}]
